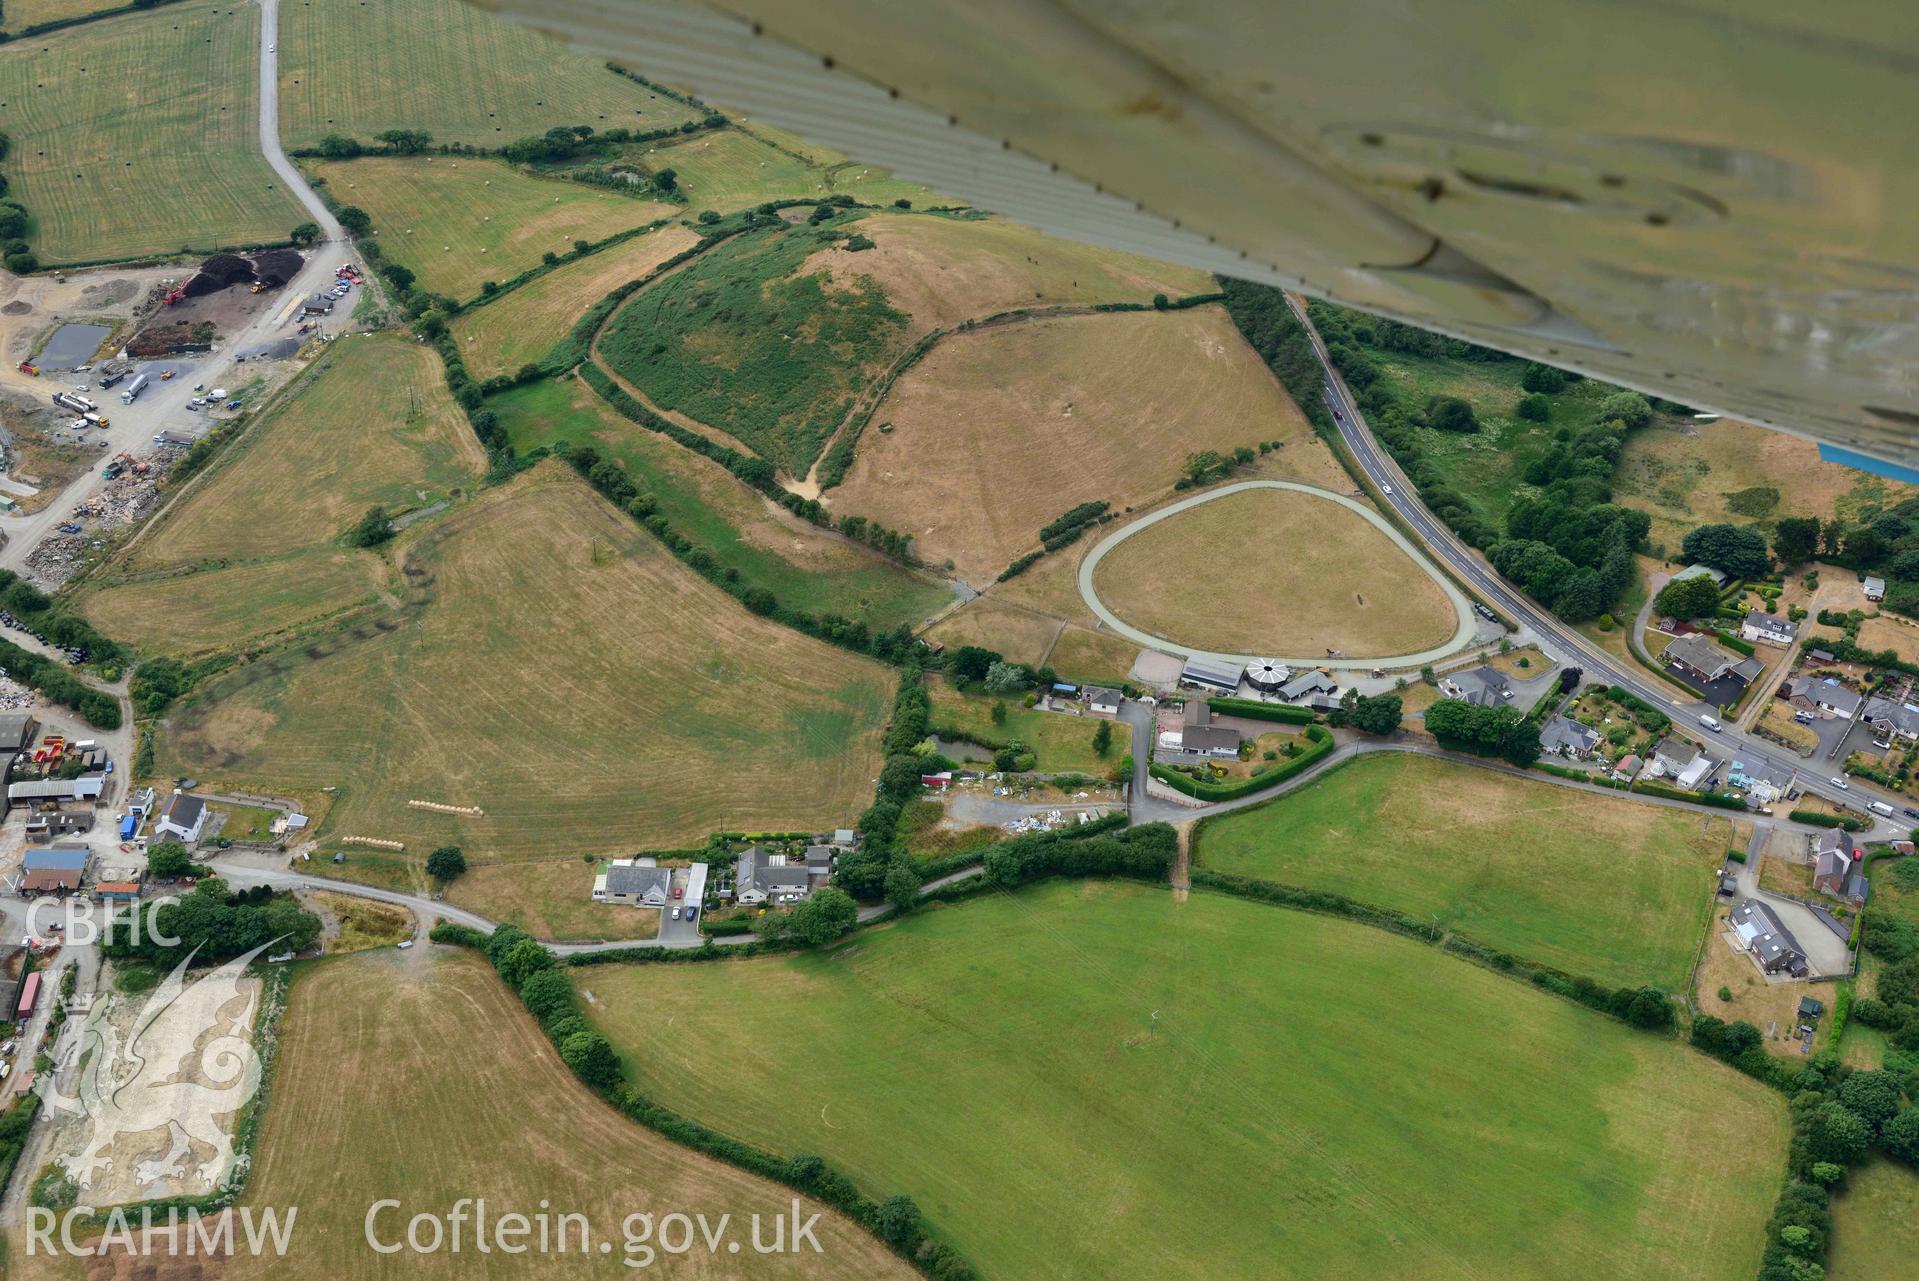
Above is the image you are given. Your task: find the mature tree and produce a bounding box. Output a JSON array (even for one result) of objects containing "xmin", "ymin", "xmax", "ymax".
[
  {"xmin": 1520, "ymin": 362, "xmax": 1567, "ymax": 394},
  {"xmin": 1596, "ymin": 391, "xmax": 1654, "ymax": 429},
  {"xmin": 1883, "ymin": 1106, "xmax": 1919, "ymax": 1165},
  {"xmin": 1652, "ymin": 573, "xmax": 1722, "ymax": 621},
  {"xmin": 288, "ymin": 221, "xmax": 321, "ymax": 247},
  {"xmin": 425, "ymin": 845, "xmax": 467, "ymax": 883},
  {"xmin": 146, "ymin": 841, "xmax": 196, "ymax": 879},
  {"xmin": 1423, "ymin": 395, "xmax": 1479, "ymax": 433},
  {"xmin": 1835, "ymin": 1071, "xmax": 1904, "ymax": 1135},
  {"xmin": 380, "ymin": 262, "xmax": 415, "ymax": 292},
  {"xmin": 1515, "ymin": 392, "xmax": 1551, "ymax": 422},
  {"xmin": 559, "ymin": 1030, "xmax": 623, "ymax": 1089},
  {"xmin": 1424, "ymin": 698, "xmax": 1540, "ymax": 766},
  {"xmin": 342, "ymin": 506, "xmax": 394, "ymax": 548},
  {"xmin": 950, "ymin": 646, "xmax": 1000, "ymax": 682},
  {"xmin": 882, "ymin": 862, "xmax": 922, "ymax": 914},
  {"xmin": 315, "ymin": 133, "xmax": 362, "ymax": 159},
  {"xmin": 518, "ymin": 968, "xmax": 575, "ymax": 1024},
  {"xmin": 1681, "ymin": 523, "xmax": 1769, "ymax": 579},
  {"xmin": 1844, "ymin": 526, "xmax": 1887, "ymax": 565},
  {"xmin": 1092, "ymin": 719, "xmax": 1114, "ymax": 756},
  {"xmin": 495, "ymin": 936, "xmax": 555, "ymax": 991},
  {"xmin": 1808, "ymin": 1162, "xmax": 1847, "ymax": 1188},
  {"xmin": 374, "ymin": 129, "xmax": 432, "ymax": 154},
  {"xmin": 336, "ymin": 205, "xmax": 373, "ymax": 237},
  {"xmin": 791, "ymin": 887, "xmax": 858, "ymax": 946},
  {"xmin": 0, "ymin": 202, "xmax": 27, "ymax": 240},
  {"xmin": 1349, "ymin": 693, "xmax": 1403, "ymax": 735},
  {"xmin": 1772, "ymin": 515, "xmax": 1822, "ymax": 565},
  {"xmin": 875, "ymin": 1196, "xmax": 923, "ymax": 1248},
  {"xmin": 877, "ymin": 754, "xmax": 923, "ymax": 801},
  {"xmin": 983, "ymin": 661, "xmax": 1026, "ymax": 694},
  {"xmin": 1805, "ymin": 1101, "xmax": 1872, "ymax": 1166}
]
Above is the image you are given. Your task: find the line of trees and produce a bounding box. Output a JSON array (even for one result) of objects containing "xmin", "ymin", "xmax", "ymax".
[{"xmin": 1423, "ymin": 698, "xmax": 1541, "ymax": 766}]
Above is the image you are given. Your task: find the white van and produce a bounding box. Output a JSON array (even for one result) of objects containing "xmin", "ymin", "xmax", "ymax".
[
  {"xmin": 1699, "ymin": 714, "xmax": 1721, "ymax": 732},
  {"xmin": 1870, "ymin": 801, "xmax": 1895, "ymax": 817}
]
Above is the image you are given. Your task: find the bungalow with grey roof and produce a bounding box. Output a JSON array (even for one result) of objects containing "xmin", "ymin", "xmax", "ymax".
[
  {"xmin": 1811, "ymin": 829, "xmax": 1868, "ymax": 906},
  {"xmin": 1157, "ymin": 701, "xmax": 1241, "ymax": 759},
  {"xmin": 1864, "ymin": 696, "xmax": 1919, "ymax": 743},
  {"xmin": 1662, "ymin": 633, "xmax": 1744, "ymax": 685},
  {"xmin": 1083, "ymin": 687, "xmax": 1122, "ymax": 717},
  {"xmin": 1652, "ymin": 737, "xmax": 1712, "ymax": 789},
  {"xmin": 735, "ymin": 846, "xmax": 824, "ymax": 906},
  {"xmin": 1276, "ymin": 669, "xmax": 1337, "ymax": 703},
  {"xmin": 592, "ymin": 861, "xmax": 672, "ymax": 906},
  {"xmin": 1539, "ymin": 716, "xmax": 1599, "ymax": 759}
]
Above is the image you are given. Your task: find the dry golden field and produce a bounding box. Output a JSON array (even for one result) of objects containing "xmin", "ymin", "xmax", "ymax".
[
  {"xmin": 155, "ymin": 466, "xmax": 895, "ymax": 933},
  {"xmin": 451, "ymin": 222, "xmax": 703, "ymax": 378},
  {"xmin": 1091, "ymin": 486, "xmax": 1456, "ymax": 658},
  {"xmin": 832, "ymin": 307, "xmax": 1313, "ymax": 582}
]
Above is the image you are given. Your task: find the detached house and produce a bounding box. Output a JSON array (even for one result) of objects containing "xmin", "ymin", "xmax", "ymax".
[
  {"xmin": 1739, "ymin": 609, "xmax": 1798, "ymax": 648},
  {"xmin": 592, "ymin": 861, "xmax": 672, "ymax": 907},
  {"xmin": 1084, "ymin": 687, "xmax": 1123, "ymax": 717},
  {"xmin": 1662, "ymin": 634, "xmax": 1762, "ymax": 687},
  {"xmin": 1811, "ymin": 830, "xmax": 1869, "ymax": 906},
  {"xmin": 1731, "ymin": 899, "xmax": 1809, "ymax": 977},
  {"xmin": 1157, "ymin": 701, "xmax": 1241, "ymax": 759},
  {"xmin": 734, "ymin": 847, "xmax": 823, "ymax": 906},
  {"xmin": 1652, "ymin": 737, "xmax": 1712, "ymax": 790},
  {"xmin": 1864, "ymin": 696, "xmax": 1919, "ymax": 743},
  {"xmin": 152, "ymin": 790, "xmax": 206, "ymax": 844},
  {"xmin": 1540, "ymin": 716, "xmax": 1599, "ymax": 759}
]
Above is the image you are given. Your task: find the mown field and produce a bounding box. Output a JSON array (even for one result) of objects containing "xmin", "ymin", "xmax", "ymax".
[
  {"xmin": 833, "ymin": 307, "xmax": 1313, "ymax": 582},
  {"xmin": 1196, "ymin": 753, "xmax": 1728, "ymax": 989},
  {"xmin": 310, "ymin": 156, "xmax": 672, "ymax": 298},
  {"xmin": 599, "ymin": 213, "xmax": 1209, "ymax": 476},
  {"xmin": 276, "ymin": 0, "xmax": 700, "ymax": 148},
  {"xmin": 450, "ymin": 222, "xmax": 702, "ymax": 377},
  {"xmin": 488, "ymin": 377, "xmax": 949, "ymax": 631},
  {"xmin": 0, "ymin": 3, "xmax": 303, "ymax": 261},
  {"xmin": 82, "ymin": 335, "xmax": 484, "ymax": 656},
  {"xmin": 1827, "ymin": 1158, "xmax": 1919, "ymax": 1281},
  {"xmin": 581, "ymin": 881, "xmax": 1787, "ymax": 1281},
  {"xmin": 2, "ymin": 0, "xmax": 111, "ymax": 30},
  {"xmin": 155, "ymin": 466, "xmax": 895, "ymax": 933},
  {"xmin": 612, "ymin": 124, "xmax": 937, "ymax": 213},
  {"xmin": 1617, "ymin": 416, "xmax": 1908, "ymax": 555},
  {"xmin": 127, "ymin": 949, "xmax": 906, "ymax": 1281},
  {"xmin": 1091, "ymin": 485, "xmax": 1455, "ymax": 658}
]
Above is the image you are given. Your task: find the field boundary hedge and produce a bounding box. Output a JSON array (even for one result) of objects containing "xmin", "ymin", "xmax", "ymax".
[{"xmin": 1148, "ymin": 724, "xmax": 1333, "ymax": 801}]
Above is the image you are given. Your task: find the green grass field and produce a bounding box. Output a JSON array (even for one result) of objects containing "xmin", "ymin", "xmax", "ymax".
[
  {"xmin": 926, "ymin": 677, "xmax": 1110, "ymax": 774},
  {"xmin": 0, "ymin": 3, "xmax": 304, "ymax": 261},
  {"xmin": 1195, "ymin": 754, "xmax": 1728, "ymax": 989},
  {"xmin": 449, "ymin": 222, "xmax": 702, "ymax": 377},
  {"xmin": 606, "ymin": 124, "xmax": 937, "ymax": 213},
  {"xmin": 154, "ymin": 464, "xmax": 895, "ymax": 934},
  {"xmin": 161, "ymin": 949, "xmax": 911, "ymax": 1280},
  {"xmin": 580, "ymin": 881, "xmax": 1787, "ymax": 1281},
  {"xmin": 1828, "ymin": 1158, "xmax": 1919, "ymax": 1281},
  {"xmin": 598, "ymin": 219, "xmax": 908, "ymax": 474},
  {"xmin": 1843, "ymin": 857, "xmax": 1919, "ymax": 1069},
  {"xmin": 81, "ymin": 334, "xmax": 485, "ymax": 656},
  {"xmin": 276, "ymin": 0, "xmax": 700, "ymax": 148},
  {"xmin": 2, "ymin": 0, "xmax": 113, "ymax": 31},
  {"xmin": 310, "ymin": 156, "xmax": 673, "ymax": 299},
  {"xmin": 488, "ymin": 377, "xmax": 949, "ymax": 631}
]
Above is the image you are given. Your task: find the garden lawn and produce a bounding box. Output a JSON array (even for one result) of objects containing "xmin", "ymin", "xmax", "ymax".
[
  {"xmin": 487, "ymin": 377, "xmax": 948, "ymax": 631},
  {"xmin": 0, "ymin": 3, "xmax": 304, "ymax": 262},
  {"xmin": 581, "ymin": 880, "xmax": 1787, "ymax": 1281},
  {"xmin": 310, "ymin": 156, "xmax": 672, "ymax": 299},
  {"xmin": 1195, "ymin": 753, "xmax": 1728, "ymax": 989},
  {"xmin": 276, "ymin": 0, "xmax": 701, "ymax": 148},
  {"xmin": 927, "ymin": 677, "xmax": 1112, "ymax": 774}
]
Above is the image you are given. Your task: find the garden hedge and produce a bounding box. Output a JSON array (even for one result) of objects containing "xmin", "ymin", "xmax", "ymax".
[
  {"xmin": 1149, "ymin": 725, "xmax": 1333, "ymax": 800},
  {"xmin": 1206, "ymin": 697, "xmax": 1318, "ymax": 724}
]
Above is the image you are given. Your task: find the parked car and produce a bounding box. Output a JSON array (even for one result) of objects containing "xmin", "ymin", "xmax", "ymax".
[{"xmin": 670, "ymin": 907, "xmax": 681, "ymax": 920}]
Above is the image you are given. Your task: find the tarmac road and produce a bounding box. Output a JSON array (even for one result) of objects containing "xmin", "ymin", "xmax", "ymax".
[
  {"xmin": 0, "ymin": 0, "xmax": 347, "ymax": 576},
  {"xmin": 1285, "ymin": 296, "xmax": 1910, "ymax": 844}
]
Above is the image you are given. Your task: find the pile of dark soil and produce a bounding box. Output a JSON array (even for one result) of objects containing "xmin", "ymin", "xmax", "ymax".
[
  {"xmin": 182, "ymin": 253, "xmax": 255, "ymax": 298},
  {"xmin": 250, "ymin": 249, "xmax": 301, "ymax": 287}
]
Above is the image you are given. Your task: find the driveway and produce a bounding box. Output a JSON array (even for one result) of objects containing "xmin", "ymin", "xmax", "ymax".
[{"xmin": 1733, "ymin": 831, "xmax": 1854, "ymax": 978}]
